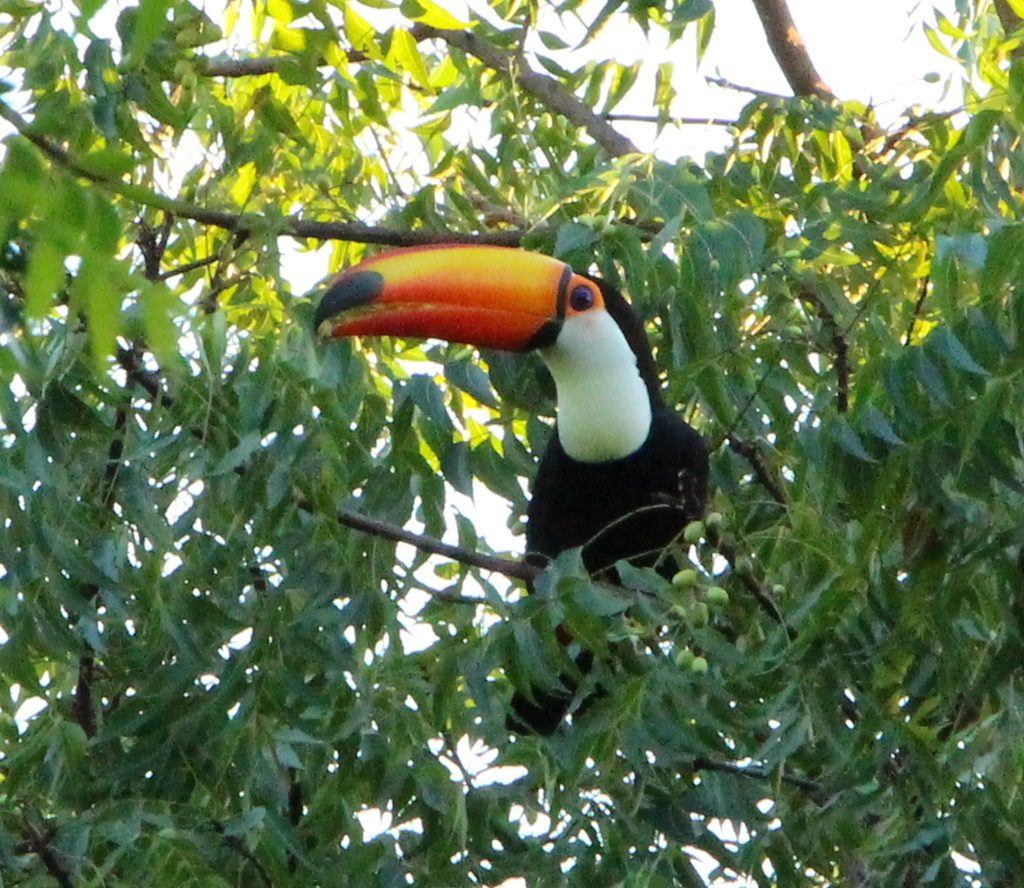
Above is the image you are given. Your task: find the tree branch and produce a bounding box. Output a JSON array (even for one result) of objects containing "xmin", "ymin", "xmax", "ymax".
[
  {"xmin": 903, "ymin": 275, "xmax": 930, "ymax": 346},
  {"xmin": 294, "ymin": 495, "xmax": 539, "ymax": 583},
  {"xmin": 409, "ymin": 24, "xmax": 638, "ymax": 158},
  {"xmin": 692, "ymin": 755, "xmax": 821, "ymax": 795},
  {"xmin": 0, "ymin": 101, "xmax": 529, "ymax": 250},
  {"xmin": 115, "ymin": 335, "xmax": 535, "ymax": 587},
  {"xmin": 212, "ymin": 822, "xmax": 274, "ymax": 887},
  {"xmin": 711, "ymin": 530, "xmax": 791, "ymax": 636},
  {"xmin": 21, "ymin": 821, "xmax": 74, "ymax": 888},
  {"xmin": 196, "ymin": 48, "xmax": 371, "ymax": 78},
  {"xmin": 287, "ymin": 768, "xmax": 302, "ymax": 874},
  {"xmin": 157, "ymin": 253, "xmax": 221, "ymax": 281},
  {"xmin": 726, "ymin": 436, "xmax": 787, "ymax": 507},
  {"xmin": 747, "ymin": 0, "xmax": 836, "ymax": 100}
]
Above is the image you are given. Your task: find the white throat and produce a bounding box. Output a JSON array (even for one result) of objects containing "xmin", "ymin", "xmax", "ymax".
[{"xmin": 540, "ymin": 310, "xmax": 653, "ymax": 463}]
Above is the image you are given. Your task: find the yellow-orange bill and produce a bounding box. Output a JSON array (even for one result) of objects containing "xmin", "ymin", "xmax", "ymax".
[{"xmin": 313, "ymin": 245, "xmax": 574, "ymax": 351}]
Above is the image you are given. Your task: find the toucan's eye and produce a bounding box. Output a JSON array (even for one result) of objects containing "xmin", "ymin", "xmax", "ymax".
[{"xmin": 569, "ymin": 285, "xmax": 595, "ymax": 312}]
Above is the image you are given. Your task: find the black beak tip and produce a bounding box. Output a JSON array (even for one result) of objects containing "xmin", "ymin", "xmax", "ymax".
[{"xmin": 313, "ymin": 270, "xmax": 385, "ymax": 334}]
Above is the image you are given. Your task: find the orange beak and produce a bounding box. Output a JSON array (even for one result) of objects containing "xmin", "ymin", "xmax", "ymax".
[{"xmin": 313, "ymin": 245, "xmax": 575, "ymax": 351}]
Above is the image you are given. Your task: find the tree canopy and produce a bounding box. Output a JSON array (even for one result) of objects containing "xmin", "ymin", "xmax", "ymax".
[{"xmin": 2, "ymin": 0, "xmax": 1024, "ymax": 885}]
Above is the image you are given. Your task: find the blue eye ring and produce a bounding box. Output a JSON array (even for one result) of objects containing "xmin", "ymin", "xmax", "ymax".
[{"xmin": 569, "ymin": 284, "xmax": 595, "ymax": 312}]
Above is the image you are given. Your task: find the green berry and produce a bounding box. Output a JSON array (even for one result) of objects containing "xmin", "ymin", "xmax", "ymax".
[
  {"xmin": 675, "ymin": 646, "xmax": 695, "ymax": 668},
  {"xmin": 682, "ymin": 520, "xmax": 705, "ymax": 544},
  {"xmin": 705, "ymin": 511, "xmax": 724, "ymax": 531},
  {"xmin": 706, "ymin": 586, "xmax": 730, "ymax": 607},
  {"xmin": 672, "ymin": 568, "xmax": 699, "ymax": 588},
  {"xmin": 690, "ymin": 656, "xmax": 709, "ymax": 675}
]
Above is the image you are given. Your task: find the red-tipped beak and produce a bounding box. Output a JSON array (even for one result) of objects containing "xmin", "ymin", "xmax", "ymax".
[{"xmin": 314, "ymin": 245, "xmax": 591, "ymax": 352}]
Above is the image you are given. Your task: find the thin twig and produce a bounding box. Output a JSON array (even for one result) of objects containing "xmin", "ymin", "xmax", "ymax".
[
  {"xmin": 158, "ymin": 254, "xmax": 221, "ymax": 281},
  {"xmin": 726, "ymin": 436, "xmax": 787, "ymax": 507},
  {"xmin": 903, "ymin": 276, "xmax": 930, "ymax": 346},
  {"xmin": 605, "ymin": 113, "xmax": 735, "ymax": 127},
  {"xmin": 705, "ymin": 75, "xmax": 791, "ymax": 101},
  {"xmin": 196, "ymin": 51, "xmax": 368, "ymax": 78},
  {"xmin": 692, "ymin": 755, "xmax": 821, "ymax": 795},
  {"xmin": 116, "ymin": 339, "xmax": 536, "ymax": 585},
  {"xmin": 708, "ymin": 528, "xmax": 791, "ymax": 635},
  {"xmin": 117, "ymin": 347, "xmax": 176, "ymax": 408},
  {"xmin": 287, "ymin": 768, "xmax": 302, "ymax": 874},
  {"xmin": 72, "ymin": 649, "xmax": 97, "ymax": 738},
  {"xmin": 213, "ymin": 823, "xmax": 275, "ymax": 887},
  {"xmin": 72, "ymin": 406, "xmax": 127, "ymax": 738},
  {"xmin": 294, "ymin": 495, "xmax": 539, "ymax": 583}
]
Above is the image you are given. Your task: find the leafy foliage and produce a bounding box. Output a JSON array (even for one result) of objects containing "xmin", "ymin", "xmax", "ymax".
[{"xmin": 2, "ymin": 0, "xmax": 1024, "ymax": 885}]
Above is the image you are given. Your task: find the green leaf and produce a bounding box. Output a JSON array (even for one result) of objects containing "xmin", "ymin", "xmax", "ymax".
[
  {"xmin": 928, "ymin": 327, "xmax": 988, "ymax": 376},
  {"xmin": 391, "ymin": 28, "xmax": 431, "ymax": 90},
  {"xmin": 863, "ymin": 405, "xmax": 903, "ymax": 447},
  {"xmin": 129, "ymin": 0, "xmax": 171, "ymax": 60},
  {"xmin": 553, "ymin": 222, "xmax": 599, "ymax": 257},
  {"xmin": 69, "ymin": 252, "xmax": 121, "ymax": 371},
  {"xmin": 400, "ymin": 0, "xmax": 470, "ymax": 29},
  {"xmin": 24, "ymin": 239, "xmax": 67, "ymax": 319},
  {"xmin": 444, "ymin": 360, "xmax": 498, "ymax": 408},
  {"xmin": 77, "ymin": 148, "xmax": 137, "ymax": 180},
  {"xmin": 830, "ymin": 418, "xmax": 874, "ymax": 462}
]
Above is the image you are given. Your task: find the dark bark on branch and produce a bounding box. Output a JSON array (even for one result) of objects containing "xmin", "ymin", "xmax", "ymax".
[
  {"xmin": 903, "ymin": 276, "xmax": 930, "ymax": 346},
  {"xmin": 748, "ymin": 0, "xmax": 836, "ymax": 100},
  {"xmin": 72, "ymin": 650, "xmax": 97, "ymax": 739},
  {"xmin": 72, "ymin": 406, "xmax": 127, "ymax": 739},
  {"xmin": 994, "ymin": 0, "xmax": 1024, "ymax": 59},
  {"xmin": 710, "ymin": 529, "xmax": 791, "ymax": 635},
  {"xmin": 21, "ymin": 822, "xmax": 74, "ymax": 888},
  {"xmin": 692, "ymin": 755, "xmax": 821, "ymax": 795},
  {"xmin": 117, "ymin": 347, "xmax": 176, "ymax": 408},
  {"xmin": 287, "ymin": 768, "xmax": 303, "ymax": 873},
  {"xmin": 727, "ymin": 436, "xmax": 787, "ymax": 507},
  {"xmin": 409, "ymin": 24, "xmax": 638, "ymax": 158},
  {"xmin": 294, "ymin": 496, "xmax": 539, "ymax": 583},
  {"xmin": 212, "ymin": 822, "xmax": 275, "ymax": 887},
  {"xmin": 197, "ymin": 50, "xmax": 368, "ymax": 78},
  {"xmin": 158, "ymin": 253, "xmax": 221, "ymax": 281}
]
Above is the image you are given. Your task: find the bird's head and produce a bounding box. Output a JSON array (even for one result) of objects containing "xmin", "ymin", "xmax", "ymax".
[{"xmin": 313, "ymin": 244, "xmax": 659, "ymax": 461}]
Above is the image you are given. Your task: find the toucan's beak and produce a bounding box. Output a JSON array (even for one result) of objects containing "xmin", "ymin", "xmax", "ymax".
[{"xmin": 313, "ymin": 245, "xmax": 576, "ymax": 351}]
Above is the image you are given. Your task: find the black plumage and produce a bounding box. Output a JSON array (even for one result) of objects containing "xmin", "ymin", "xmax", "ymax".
[{"xmin": 509, "ymin": 281, "xmax": 708, "ymax": 734}]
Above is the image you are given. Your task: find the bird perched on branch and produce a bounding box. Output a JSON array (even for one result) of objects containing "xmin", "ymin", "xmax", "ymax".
[{"xmin": 315, "ymin": 245, "xmax": 708, "ymax": 734}]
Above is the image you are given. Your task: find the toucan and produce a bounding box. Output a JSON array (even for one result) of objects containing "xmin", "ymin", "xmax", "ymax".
[{"xmin": 314, "ymin": 245, "xmax": 709, "ymax": 733}]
